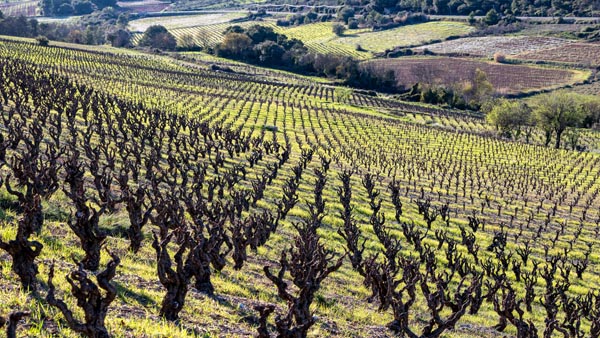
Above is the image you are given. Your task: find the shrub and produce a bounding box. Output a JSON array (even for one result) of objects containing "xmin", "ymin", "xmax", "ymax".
[
  {"xmin": 36, "ymin": 35, "xmax": 49, "ymax": 46},
  {"xmin": 139, "ymin": 25, "xmax": 177, "ymax": 51},
  {"xmin": 332, "ymin": 23, "xmax": 346, "ymax": 36},
  {"xmin": 494, "ymin": 52, "xmax": 506, "ymax": 63}
]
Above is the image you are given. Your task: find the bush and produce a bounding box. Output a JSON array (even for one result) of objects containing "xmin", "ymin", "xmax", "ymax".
[
  {"xmin": 72, "ymin": 0, "xmax": 94, "ymax": 15},
  {"xmin": 484, "ymin": 9, "xmax": 500, "ymax": 25},
  {"xmin": 139, "ymin": 25, "xmax": 177, "ymax": 51},
  {"xmin": 36, "ymin": 35, "xmax": 50, "ymax": 46},
  {"xmin": 332, "ymin": 23, "xmax": 346, "ymax": 36},
  {"xmin": 493, "ymin": 52, "xmax": 506, "ymax": 63}
]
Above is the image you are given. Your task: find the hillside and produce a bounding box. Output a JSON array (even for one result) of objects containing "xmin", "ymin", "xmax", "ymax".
[{"xmin": 0, "ymin": 34, "xmax": 599, "ymax": 338}]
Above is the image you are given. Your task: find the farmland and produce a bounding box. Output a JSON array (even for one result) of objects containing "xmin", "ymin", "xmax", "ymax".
[
  {"xmin": 366, "ymin": 56, "xmax": 589, "ymax": 95},
  {"xmin": 131, "ymin": 19, "xmax": 474, "ymax": 59},
  {"xmin": 334, "ymin": 21, "xmax": 475, "ymax": 53},
  {"xmin": 3, "ymin": 0, "xmax": 600, "ymax": 334},
  {"xmin": 131, "ymin": 19, "xmax": 271, "ymax": 47},
  {"xmin": 0, "ymin": 0, "xmax": 39, "ymax": 16},
  {"xmin": 128, "ymin": 12, "xmax": 247, "ymax": 32},
  {"xmin": 414, "ymin": 36, "xmax": 573, "ymax": 57},
  {"xmin": 515, "ymin": 42, "xmax": 600, "ymax": 66},
  {"xmin": 0, "ymin": 32, "xmax": 600, "ymax": 338},
  {"xmin": 117, "ymin": 0, "xmax": 172, "ymax": 13},
  {"xmin": 170, "ymin": 0, "xmax": 266, "ymax": 11}
]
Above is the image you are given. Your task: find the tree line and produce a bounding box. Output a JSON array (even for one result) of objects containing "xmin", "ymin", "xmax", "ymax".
[{"xmin": 343, "ymin": 0, "xmax": 600, "ymax": 17}]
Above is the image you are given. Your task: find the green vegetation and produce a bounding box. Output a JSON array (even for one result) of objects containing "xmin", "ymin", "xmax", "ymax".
[
  {"xmin": 2, "ymin": 0, "xmax": 600, "ymax": 336},
  {"xmin": 128, "ymin": 12, "xmax": 247, "ymax": 32},
  {"xmin": 138, "ymin": 24, "xmax": 177, "ymax": 50},
  {"xmin": 485, "ymin": 99, "xmax": 532, "ymax": 140},
  {"xmin": 140, "ymin": 20, "xmax": 473, "ymax": 59},
  {"xmin": 485, "ymin": 93, "xmax": 600, "ymax": 149},
  {"xmin": 392, "ymin": 0, "xmax": 600, "ymax": 16},
  {"xmin": 335, "ymin": 21, "xmax": 475, "ymax": 53},
  {"xmin": 1, "ymin": 34, "xmax": 600, "ymax": 337}
]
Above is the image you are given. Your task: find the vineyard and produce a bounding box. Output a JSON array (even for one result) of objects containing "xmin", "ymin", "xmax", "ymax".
[
  {"xmin": 1, "ymin": 35, "xmax": 600, "ymax": 338},
  {"xmin": 515, "ymin": 42, "xmax": 600, "ymax": 67},
  {"xmin": 367, "ymin": 57, "xmax": 589, "ymax": 95},
  {"xmin": 333, "ymin": 21, "xmax": 475, "ymax": 53},
  {"xmin": 130, "ymin": 19, "xmax": 473, "ymax": 59},
  {"xmin": 170, "ymin": 0, "xmax": 266, "ymax": 11},
  {"xmin": 130, "ymin": 20, "xmax": 271, "ymax": 48},
  {"xmin": 117, "ymin": 0, "xmax": 172, "ymax": 14},
  {"xmin": 415, "ymin": 36, "xmax": 573, "ymax": 58},
  {"xmin": 128, "ymin": 12, "xmax": 247, "ymax": 32},
  {"xmin": 0, "ymin": 0, "xmax": 39, "ymax": 17}
]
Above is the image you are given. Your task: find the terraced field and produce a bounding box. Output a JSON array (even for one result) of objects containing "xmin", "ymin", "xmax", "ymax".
[{"xmin": 1, "ymin": 36, "xmax": 600, "ymax": 338}]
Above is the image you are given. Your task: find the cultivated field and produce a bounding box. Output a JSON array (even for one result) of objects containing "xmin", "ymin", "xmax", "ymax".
[
  {"xmin": 131, "ymin": 20, "xmax": 474, "ymax": 59},
  {"xmin": 0, "ymin": 35, "xmax": 600, "ymax": 338},
  {"xmin": 367, "ymin": 56, "xmax": 589, "ymax": 94},
  {"xmin": 170, "ymin": 0, "xmax": 266, "ymax": 11},
  {"xmin": 515, "ymin": 42, "xmax": 600, "ymax": 66},
  {"xmin": 0, "ymin": 0, "xmax": 39, "ymax": 16},
  {"xmin": 131, "ymin": 19, "xmax": 271, "ymax": 47},
  {"xmin": 415, "ymin": 36, "xmax": 573, "ymax": 57},
  {"xmin": 335, "ymin": 21, "xmax": 475, "ymax": 52},
  {"xmin": 128, "ymin": 12, "xmax": 246, "ymax": 32},
  {"xmin": 117, "ymin": 0, "xmax": 172, "ymax": 13}
]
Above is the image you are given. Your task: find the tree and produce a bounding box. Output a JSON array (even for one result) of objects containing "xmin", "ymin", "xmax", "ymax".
[
  {"xmin": 332, "ymin": 23, "xmax": 346, "ymax": 36},
  {"xmin": 40, "ymin": 0, "xmax": 55, "ymax": 16},
  {"xmin": 371, "ymin": 0, "xmax": 398, "ymax": 11},
  {"xmin": 462, "ymin": 68, "xmax": 494, "ymax": 109},
  {"xmin": 485, "ymin": 99, "xmax": 532, "ymax": 139},
  {"xmin": 138, "ymin": 25, "xmax": 177, "ymax": 50},
  {"xmin": 106, "ymin": 28, "xmax": 131, "ymax": 47},
  {"xmin": 72, "ymin": 0, "xmax": 94, "ymax": 15},
  {"xmin": 218, "ymin": 32, "xmax": 252, "ymax": 57},
  {"xmin": 533, "ymin": 92, "xmax": 585, "ymax": 149},
  {"xmin": 36, "ymin": 35, "xmax": 49, "ymax": 46},
  {"xmin": 254, "ymin": 40, "xmax": 285, "ymax": 64},
  {"xmin": 56, "ymin": 3, "xmax": 74, "ymax": 15},
  {"xmin": 245, "ymin": 24, "xmax": 277, "ymax": 44},
  {"xmin": 337, "ymin": 6, "xmax": 355, "ymax": 24},
  {"xmin": 579, "ymin": 94, "xmax": 600, "ymax": 128},
  {"xmin": 116, "ymin": 13, "xmax": 129, "ymax": 27},
  {"xmin": 91, "ymin": 0, "xmax": 116, "ymax": 10},
  {"xmin": 67, "ymin": 29, "xmax": 85, "ymax": 44},
  {"xmin": 484, "ymin": 8, "xmax": 501, "ymax": 25},
  {"xmin": 468, "ymin": 11, "xmax": 477, "ymax": 25}
]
